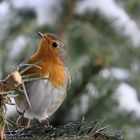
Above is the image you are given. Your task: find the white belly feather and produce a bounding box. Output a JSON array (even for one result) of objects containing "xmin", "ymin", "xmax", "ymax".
[{"xmin": 15, "ymin": 79, "xmax": 66, "ymax": 121}]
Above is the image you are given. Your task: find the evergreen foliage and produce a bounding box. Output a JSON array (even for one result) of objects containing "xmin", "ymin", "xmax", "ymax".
[{"xmin": 5, "ymin": 120, "xmax": 124, "ymax": 140}]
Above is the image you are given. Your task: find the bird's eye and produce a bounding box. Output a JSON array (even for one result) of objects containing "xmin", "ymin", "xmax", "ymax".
[{"xmin": 52, "ymin": 42, "xmax": 58, "ymax": 48}]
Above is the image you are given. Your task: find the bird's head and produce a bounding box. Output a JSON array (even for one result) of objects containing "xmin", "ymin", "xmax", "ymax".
[{"xmin": 37, "ymin": 32, "xmax": 67, "ymax": 65}]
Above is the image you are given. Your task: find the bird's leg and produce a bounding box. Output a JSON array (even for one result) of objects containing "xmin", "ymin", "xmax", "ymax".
[
  {"xmin": 16, "ymin": 111, "xmax": 30, "ymax": 129},
  {"xmin": 41, "ymin": 118, "xmax": 52, "ymax": 128}
]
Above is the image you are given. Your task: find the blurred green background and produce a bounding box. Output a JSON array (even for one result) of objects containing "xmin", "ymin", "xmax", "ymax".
[{"xmin": 1, "ymin": 0, "xmax": 140, "ymax": 139}]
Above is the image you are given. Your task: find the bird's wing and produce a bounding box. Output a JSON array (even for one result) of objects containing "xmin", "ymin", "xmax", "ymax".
[
  {"xmin": 17, "ymin": 56, "xmax": 43, "ymax": 77},
  {"xmin": 17, "ymin": 57, "xmax": 30, "ymax": 71},
  {"xmin": 65, "ymin": 68, "xmax": 71, "ymax": 90}
]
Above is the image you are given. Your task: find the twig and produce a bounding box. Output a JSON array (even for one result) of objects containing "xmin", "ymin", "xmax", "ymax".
[
  {"xmin": 21, "ymin": 82, "xmax": 32, "ymax": 109},
  {"xmin": 0, "ymin": 71, "xmax": 22, "ymax": 140}
]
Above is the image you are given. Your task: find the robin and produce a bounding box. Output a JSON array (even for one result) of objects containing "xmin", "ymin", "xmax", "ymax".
[{"xmin": 14, "ymin": 32, "xmax": 71, "ymax": 128}]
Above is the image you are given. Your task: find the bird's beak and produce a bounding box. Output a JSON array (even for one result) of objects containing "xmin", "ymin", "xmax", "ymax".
[{"xmin": 37, "ymin": 32, "xmax": 44, "ymax": 39}]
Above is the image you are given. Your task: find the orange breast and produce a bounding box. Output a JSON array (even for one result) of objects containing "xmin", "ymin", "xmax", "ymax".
[
  {"xmin": 25, "ymin": 54, "xmax": 66, "ymax": 87},
  {"xmin": 49, "ymin": 64, "xmax": 66, "ymax": 87}
]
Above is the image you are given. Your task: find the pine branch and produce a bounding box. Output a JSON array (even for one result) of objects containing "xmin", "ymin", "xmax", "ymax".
[
  {"xmin": 69, "ymin": 57, "xmax": 104, "ymax": 104},
  {"xmin": 74, "ymin": 11, "xmax": 127, "ymax": 45},
  {"xmin": 5, "ymin": 120, "xmax": 125, "ymax": 140}
]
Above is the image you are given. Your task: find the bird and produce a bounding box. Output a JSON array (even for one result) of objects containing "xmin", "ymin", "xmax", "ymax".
[{"xmin": 14, "ymin": 32, "xmax": 71, "ymax": 128}]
